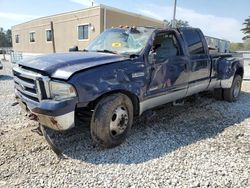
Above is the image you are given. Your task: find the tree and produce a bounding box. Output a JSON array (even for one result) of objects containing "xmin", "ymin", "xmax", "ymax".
[
  {"xmin": 230, "ymin": 42, "xmax": 244, "ymax": 52},
  {"xmin": 175, "ymin": 20, "xmax": 189, "ymax": 27},
  {"xmin": 6, "ymin": 29, "xmax": 12, "ymax": 46},
  {"xmin": 163, "ymin": 19, "xmax": 189, "ymax": 28},
  {"xmin": 0, "ymin": 27, "xmax": 12, "ymax": 47},
  {"xmin": 230, "ymin": 39, "xmax": 250, "ymax": 51},
  {"xmin": 0, "ymin": 27, "xmax": 5, "ymax": 46},
  {"xmin": 241, "ymin": 16, "xmax": 250, "ymax": 40},
  {"xmin": 244, "ymin": 39, "xmax": 250, "ymax": 50}
]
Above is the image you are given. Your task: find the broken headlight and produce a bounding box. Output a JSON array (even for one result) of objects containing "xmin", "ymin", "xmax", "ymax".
[{"xmin": 49, "ymin": 81, "xmax": 77, "ymax": 101}]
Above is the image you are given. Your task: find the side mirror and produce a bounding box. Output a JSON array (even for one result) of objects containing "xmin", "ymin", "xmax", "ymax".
[
  {"xmin": 69, "ymin": 45, "xmax": 79, "ymax": 52},
  {"xmin": 148, "ymin": 50, "xmax": 156, "ymax": 64}
]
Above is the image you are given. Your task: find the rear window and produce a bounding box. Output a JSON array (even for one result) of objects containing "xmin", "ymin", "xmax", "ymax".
[{"xmin": 181, "ymin": 29, "xmax": 205, "ymax": 55}]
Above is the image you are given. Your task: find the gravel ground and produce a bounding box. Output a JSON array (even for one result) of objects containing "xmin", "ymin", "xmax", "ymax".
[{"xmin": 0, "ymin": 57, "xmax": 250, "ymax": 188}]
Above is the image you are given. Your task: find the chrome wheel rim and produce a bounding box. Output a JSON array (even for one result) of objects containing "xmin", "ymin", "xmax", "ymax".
[
  {"xmin": 110, "ymin": 105, "xmax": 129, "ymax": 137},
  {"xmin": 233, "ymin": 80, "xmax": 241, "ymax": 98}
]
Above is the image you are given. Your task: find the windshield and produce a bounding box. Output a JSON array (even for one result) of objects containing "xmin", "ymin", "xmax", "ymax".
[{"xmin": 86, "ymin": 27, "xmax": 154, "ymax": 55}]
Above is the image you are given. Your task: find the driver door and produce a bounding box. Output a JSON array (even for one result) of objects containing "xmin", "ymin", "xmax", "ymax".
[{"xmin": 145, "ymin": 31, "xmax": 190, "ymax": 104}]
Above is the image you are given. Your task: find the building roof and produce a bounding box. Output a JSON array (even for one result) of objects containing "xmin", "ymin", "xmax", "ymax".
[
  {"xmin": 100, "ymin": 4, "xmax": 163, "ymax": 24},
  {"xmin": 12, "ymin": 4, "xmax": 163, "ymax": 28}
]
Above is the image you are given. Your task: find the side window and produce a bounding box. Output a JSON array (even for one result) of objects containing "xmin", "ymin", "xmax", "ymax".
[
  {"xmin": 78, "ymin": 25, "xmax": 89, "ymax": 40},
  {"xmin": 29, "ymin": 32, "xmax": 35, "ymax": 43},
  {"xmin": 46, "ymin": 30, "xmax": 52, "ymax": 42},
  {"xmin": 15, "ymin": 35, "xmax": 20, "ymax": 43},
  {"xmin": 153, "ymin": 32, "xmax": 180, "ymax": 62},
  {"xmin": 182, "ymin": 30, "xmax": 205, "ymax": 55}
]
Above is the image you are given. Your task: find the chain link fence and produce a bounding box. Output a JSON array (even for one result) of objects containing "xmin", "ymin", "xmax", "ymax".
[
  {"xmin": 0, "ymin": 47, "xmax": 24, "ymax": 64},
  {"xmin": 10, "ymin": 51, "xmax": 23, "ymax": 64}
]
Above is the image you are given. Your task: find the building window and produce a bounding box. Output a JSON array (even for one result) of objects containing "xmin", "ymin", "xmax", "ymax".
[
  {"xmin": 46, "ymin": 30, "xmax": 52, "ymax": 42},
  {"xmin": 30, "ymin": 32, "xmax": 35, "ymax": 43},
  {"xmin": 78, "ymin": 25, "xmax": 89, "ymax": 40},
  {"xmin": 15, "ymin": 35, "xmax": 20, "ymax": 43}
]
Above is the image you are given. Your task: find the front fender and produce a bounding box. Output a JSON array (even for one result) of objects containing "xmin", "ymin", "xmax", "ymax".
[{"xmin": 68, "ymin": 60, "xmax": 146, "ymax": 107}]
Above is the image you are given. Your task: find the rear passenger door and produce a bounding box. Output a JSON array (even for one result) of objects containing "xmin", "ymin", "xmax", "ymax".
[{"xmin": 180, "ymin": 28, "xmax": 211, "ymax": 96}]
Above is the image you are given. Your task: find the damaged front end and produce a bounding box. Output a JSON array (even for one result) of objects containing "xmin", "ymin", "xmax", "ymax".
[{"xmin": 13, "ymin": 65, "xmax": 78, "ymax": 131}]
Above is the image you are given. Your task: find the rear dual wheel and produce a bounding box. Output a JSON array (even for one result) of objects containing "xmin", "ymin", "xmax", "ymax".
[
  {"xmin": 214, "ymin": 75, "xmax": 242, "ymax": 102},
  {"xmin": 224, "ymin": 75, "xmax": 242, "ymax": 102}
]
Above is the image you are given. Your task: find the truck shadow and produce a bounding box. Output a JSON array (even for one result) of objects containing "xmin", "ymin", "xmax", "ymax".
[{"xmin": 48, "ymin": 91, "xmax": 250, "ymax": 165}]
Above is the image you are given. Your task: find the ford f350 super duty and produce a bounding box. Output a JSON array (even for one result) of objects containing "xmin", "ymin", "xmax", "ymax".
[{"xmin": 13, "ymin": 27, "xmax": 244, "ymax": 148}]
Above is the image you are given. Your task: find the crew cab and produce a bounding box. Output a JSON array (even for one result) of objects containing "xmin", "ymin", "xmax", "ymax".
[{"xmin": 13, "ymin": 27, "xmax": 244, "ymax": 148}]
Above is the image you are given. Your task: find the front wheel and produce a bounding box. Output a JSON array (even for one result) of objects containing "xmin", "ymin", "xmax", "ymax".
[
  {"xmin": 90, "ymin": 93, "xmax": 133, "ymax": 148},
  {"xmin": 224, "ymin": 75, "xmax": 242, "ymax": 102}
]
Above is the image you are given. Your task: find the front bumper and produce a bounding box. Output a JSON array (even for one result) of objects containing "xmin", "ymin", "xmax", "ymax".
[
  {"xmin": 35, "ymin": 111, "xmax": 75, "ymax": 130},
  {"xmin": 16, "ymin": 89, "xmax": 77, "ymax": 131}
]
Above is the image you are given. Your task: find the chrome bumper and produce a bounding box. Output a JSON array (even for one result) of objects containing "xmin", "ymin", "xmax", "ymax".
[
  {"xmin": 35, "ymin": 111, "xmax": 75, "ymax": 131},
  {"xmin": 17, "ymin": 94, "xmax": 76, "ymax": 131}
]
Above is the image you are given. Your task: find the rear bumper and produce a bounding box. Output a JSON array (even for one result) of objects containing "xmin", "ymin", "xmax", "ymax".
[{"xmin": 15, "ymin": 89, "xmax": 77, "ymax": 131}]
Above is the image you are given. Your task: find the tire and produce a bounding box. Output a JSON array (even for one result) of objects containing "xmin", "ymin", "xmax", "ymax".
[
  {"xmin": 90, "ymin": 93, "xmax": 133, "ymax": 148},
  {"xmin": 213, "ymin": 88, "xmax": 224, "ymax": 100},
  {"xmin": 224, "ymin": 75, "xmax": 242, "ymax": 102}
]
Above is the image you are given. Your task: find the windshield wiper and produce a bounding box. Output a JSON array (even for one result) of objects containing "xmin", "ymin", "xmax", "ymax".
[
  {"xmin": 121, "ymin": 53, "xmax": 140, "ymax": 59},
  {"xmin": 129, "ymin": 54, "xmax": 140, "ymax": 59},
  {"xmin": 96, "ymin": 49, "xmax": 117, "ymax": 54}
]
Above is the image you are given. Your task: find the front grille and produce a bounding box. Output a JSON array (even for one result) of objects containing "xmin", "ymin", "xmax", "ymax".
[{"xmin": 13, "ymin": 66, "xmax": 50, "ymax": 102}]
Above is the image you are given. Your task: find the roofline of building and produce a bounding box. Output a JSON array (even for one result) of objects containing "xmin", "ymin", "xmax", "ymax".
[
  {"xmin": 12, "ymin": 4, "xmax": 163, "ymax": 28},
  {"xmin": 99, "ymin": 4, "xmax": 163, "ymax": 24},
  {"xmin": 12, "ymin": 5, "xmax": 101, "ymax": 28}
]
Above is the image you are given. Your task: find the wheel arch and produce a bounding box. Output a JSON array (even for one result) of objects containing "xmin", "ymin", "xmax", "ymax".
[
  {"xmin": 220, "ymin": 58, "xmax": 244, "ymax": 88},
  {"xmin": 88, "ymin": 90, "xmax": 140, "ymax": 116},
  {"xmin": 235, "ymin": 66, "xmax": 244, "ymax": 78}
]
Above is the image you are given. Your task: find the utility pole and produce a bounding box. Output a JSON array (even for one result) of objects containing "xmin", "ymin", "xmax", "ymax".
[
  {"xmin": 172, "ymin": 0, "xmax": 177, "ymax": 28},
  {"xmin": 50, "ymin": 21, "xmax": 56, "ymax": 53}
]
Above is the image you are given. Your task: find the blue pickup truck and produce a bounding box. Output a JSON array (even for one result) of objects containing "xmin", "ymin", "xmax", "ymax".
[{"xmin": 13, "ymin": 27, "xmax": 244, "ymax": 148}]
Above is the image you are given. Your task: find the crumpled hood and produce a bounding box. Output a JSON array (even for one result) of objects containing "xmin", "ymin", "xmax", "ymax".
[{"xmin": 18, "ymin": 52, "xmax": 127, "ymax": 80}]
